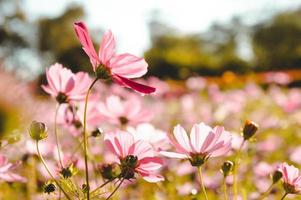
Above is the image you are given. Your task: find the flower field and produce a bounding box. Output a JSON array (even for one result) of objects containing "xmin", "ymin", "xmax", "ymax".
[{"xmin": 1, "ymin": 21, "xmax": 301, "ymax": 200}]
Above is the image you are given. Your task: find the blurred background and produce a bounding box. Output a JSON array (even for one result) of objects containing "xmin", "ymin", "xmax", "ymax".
[
  {"xmin": 1, "ymin": 0, "xmax": 301, "ymax": 134},
  {"xmin": 2, "ymin": 0, "xmax": 301, "ymax": 80}
]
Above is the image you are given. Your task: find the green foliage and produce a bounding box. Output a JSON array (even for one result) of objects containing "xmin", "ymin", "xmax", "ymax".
[
  {"xmin": 252, "ymin": 10, "xmax": 301, "ymax": 70},
  {"xmin": 37, "ymin": 5, "xmax": 93, "ymax": 73}
]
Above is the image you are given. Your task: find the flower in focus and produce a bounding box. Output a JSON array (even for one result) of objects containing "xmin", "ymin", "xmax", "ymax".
[
  {"xmin": 278, "ymin": 162, "xmax": 301, "ymax": 194},
  {"xmin": 104, "ymin": 131, "xmax": 164, "ymax": 182},
  {"xmin": 160, "ymin": 123, "xmax": 232, "ymax": 166},
  {"xmin": 98, "ymin": 95, "xmax": 153, "ymax": 127},
  {"xmin": 0, "ymin": 155, "xmax": 26, "ymax": 183},
  {"xmin": 74, "ymin": 21, "xmax": 155, "ymax": 94},
  {"xmin": 42, "ymin": 63, "xmax": 91, "ymax": 103}
]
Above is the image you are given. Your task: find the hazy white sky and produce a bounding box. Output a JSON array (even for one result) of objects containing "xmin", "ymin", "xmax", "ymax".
[{"xmin": 24, "ymin": 0, "xmax": 301, "ymax": 56}]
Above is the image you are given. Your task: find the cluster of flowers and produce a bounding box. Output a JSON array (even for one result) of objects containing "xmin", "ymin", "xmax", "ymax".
[{"xmin": 1, "ymin": 21, "xmax": 301, "ymax": 200}]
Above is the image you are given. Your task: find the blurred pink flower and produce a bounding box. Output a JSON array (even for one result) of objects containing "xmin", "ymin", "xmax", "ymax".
[
  {"xmin": 160, "ymin": 123, "xmax": 232, "ymax": 166},
  {"xmin": 257, "ymin": 135, "xmax": 282, "ymax": 153},
  {"xmin": 265, "ymin": 72, "xmax": 291, "ymax": 85},
  {"xmin": 104, "ymin": 131, "xmax": 164, "ymax": 182},
  {"xmin": 98, "ymin": 95, "xmax": 153, "ymax": 126},
  {"xmin": 290, "ymin": 146, "xmax": 301, "ymax": 164},
  {"xmin": 42, "ymin": 63, "xmax": 91, "ymax": 103},
  {"xmin": 254, "ymin": 162, "xmax": 274, "ymax": 177},
  {"xmin": 0, "ymin": 155, "xmax": 26, "ymax": 183},
  {"xmin": 74, "ymin": 21, "xmax": 155, "ymax": 94},
  {"xmin": 127, "ymin": 123, "xmax": 169, "ymax": 151},
  {"xmin": 278, "ymin": 162, "xmax": 301, "ymax": 194}
]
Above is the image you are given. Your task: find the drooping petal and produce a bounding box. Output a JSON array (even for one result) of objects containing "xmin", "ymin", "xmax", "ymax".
[{"xmin": 113, "ymin": 75, "xmax": 156, "ymax": 94}]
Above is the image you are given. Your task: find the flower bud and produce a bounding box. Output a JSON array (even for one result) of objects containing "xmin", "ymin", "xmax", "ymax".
[
  {"xmin": 221, "ymin": 161, "xmax": 234, "ymax": 177},
  {"xmin": 59, "ymin": 164, "xmax": 77, "ymax": 179},
  {"xmin": 242, "ymin": 120, "xmax": 258, "ymax": 140},
  {"xmin": 272, "ymin": 170, "xmax": 283, "ymax": 184},
  {"xmin": 91, "ymin": 128, "xmax": 102, "ymax": 137},
  {"xmin": 43, "ymin": 181, "xmax": 56, "ymax": 194},
  {"xmin": 29, "ymin": 121, "xmax": 48, "ymax": 141},
  {"xmin": 99, "ymin": 163, "xmax": 120, "ymax": 180}
]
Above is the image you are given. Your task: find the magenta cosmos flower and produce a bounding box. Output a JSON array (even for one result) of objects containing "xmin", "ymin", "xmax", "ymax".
[
  {"xmin": 104, "ymin": 131, "xmax": 164, "ymax": 182},
  {"xmin": 0, "ymin": 155, "xmax": 26, "ymax": 183},
  {"xmin": 74, "ymin": 21, "xmax": 155, "ymax": 94},
  {"xmin": 42, "ymin": 63, "xmax": 91, "ymax": 103},
  {"xmin": 98, "ymin": 95, "xmax": 152, "ymax": 126},
  {"xmin": 278, "ymin": 162, "xmax": 301, "ymax": 194},
  {"xmin": 161, "ymin": 123, "xmax": 232, "ymax": 166}
]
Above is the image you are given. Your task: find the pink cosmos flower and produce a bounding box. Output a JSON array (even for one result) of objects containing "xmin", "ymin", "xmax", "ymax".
[
  {"xmin": 0, "ymin": 155, "xmax": 26, "ymax": 183},
  {"xmin": 278, "ymin": 162, "xmax": 301, "ymax": 194},
  {"xmin": 104, "ymin": 131, "xmax": 164, "ymax": 182},
  {"xmin": 42, "ymin": 63, "xmax": 91, "ymax": 103},
  {"xmin": 160, "ymin": 123, "xmax": 232, "ymax": 166},
  {"xmin": 74, "ymin": 21, "xmax": 155, "ymax": 94},
  {"xmin": 98, "ymin": 95, "xmax": 153, "ymax": 127}
]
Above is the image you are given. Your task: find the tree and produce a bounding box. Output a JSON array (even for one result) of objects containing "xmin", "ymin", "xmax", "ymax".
[{"xmin": 252, "ymin": 9, "xmax": 301, "ymax": 71}]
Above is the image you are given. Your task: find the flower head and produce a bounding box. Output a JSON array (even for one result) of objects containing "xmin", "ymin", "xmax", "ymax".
[
  {"xmin": 74, "ymin": 21, "xmax": 155, "ymax": 94},
  {"xmin": 104, "ymin": 131, "xmax": 164, "ymax": 182},
  {"xmin": 278, "ymin": 162, "xmax": 301, "ymax": 194},
  {"xmin": 161, "ymin": 123, "xmax": 232, "ymax": 166},
  {"xmin": 98, "ymin": 95, "xmax": 152, "ymax": 127},
  {"xmin": 42, "ymin": 63, "xmax": 91, "ymax": 103}
]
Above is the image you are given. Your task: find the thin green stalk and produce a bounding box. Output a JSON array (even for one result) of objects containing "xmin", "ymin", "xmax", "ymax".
[
  {"xmin": 258, "ymin": 183, "xmax": 274, "ymax": 200},
  {"xmin": 280, "ymin": 192, "xmax": 288, "ymax": 200},
  {"xmin": 198, "ymin": 166, "xmax": 208, "ymax": 200},
  {"xmin": 233, "ymin": 140, "xmax": 245, "ymax": 200},
  {"xmin": 83, "ymin": 77, "xmax": 98, "ymax": 200},
  {"xmin": 105, "ymin": 178, "xmax": 125, "ymax": 200},
  {"xmin": 223, "ymin": 177, "xmax": 228, "ymax": 200},
  {"xmin": 54, "ymin": 104, "xmax": 63, "ymax": 168},
  {"xmin": 36, "ymin": 141, "xmax": 72, "ymax": 200},
  {"xmin": 90, "ymin": 177, "xmax": 117, "ymax": 196}
]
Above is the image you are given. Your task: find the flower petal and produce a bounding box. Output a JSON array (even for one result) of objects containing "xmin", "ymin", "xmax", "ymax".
[{"xmin": 113, "ymin": 75, "xmax": 156, "ymax": 94}]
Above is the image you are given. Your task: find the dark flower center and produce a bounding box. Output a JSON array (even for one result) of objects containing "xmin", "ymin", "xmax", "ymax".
[
  {"xmin": 189, "ymin": 153, "xmax": 209, "ymax": 167},
  {"xmin": 56, "ymin": 92, "xmax": 69, "ymax": 104},
  {"xmin": 96, "ymin": 65, "xmax": 111, "ymax": 80},
  {"xmin": 283, "ymin": 182, "xmax": 298, "ymax": 194},
  {"xmin": 120, "ymin": 155, "xmax": 138, "ymax": 179},
  {"xmin": 119, "ymin": 116, "xmax": 129, "ymax": 125}
]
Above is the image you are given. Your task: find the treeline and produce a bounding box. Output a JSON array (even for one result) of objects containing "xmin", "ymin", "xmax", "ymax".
[{"xmin": 1, "ymin": 1, "xmax": 301, "ymax": 80}]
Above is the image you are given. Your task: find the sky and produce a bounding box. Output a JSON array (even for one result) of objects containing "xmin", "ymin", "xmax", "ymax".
[{"xmin": 24, "ymin": 0, "xmax": 301, "ymax": 56}]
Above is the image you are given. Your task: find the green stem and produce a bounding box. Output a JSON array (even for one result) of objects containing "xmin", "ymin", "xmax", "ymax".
[
  {"xmin": 223, "ymin": 177, "xmax": 228, "ymax": 200},
  {"xmin": 36, "ymin": 141, "xmax": 71, "ymax": 200},
  {"xmin": 90, "ymin": 177, "xmax": 117, "ymax": 196},
  {"xmin": 105, "ymin": 178, "xmax": 125, "ymax": 200},
  {"xmin": 83, "ymin": 77, "xmax": 98, "ymax": 200},
  {"xmin": 233, "ymin": 139, "xmax": 245, "ymax": 200},
  {"xmin": 54, "ymin": 104, "xmax": 63, "ymax": 168},
  {"xmin": 258, "ymin": 183, "xmax": 274, "ymax": 200},
  {"xmin": 280, "ymin": 192, "xmax": 288, "ymax": 200},
  {"xmin": 198, "ymin": 166, "xmax": 208, "ymax": 200}
]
